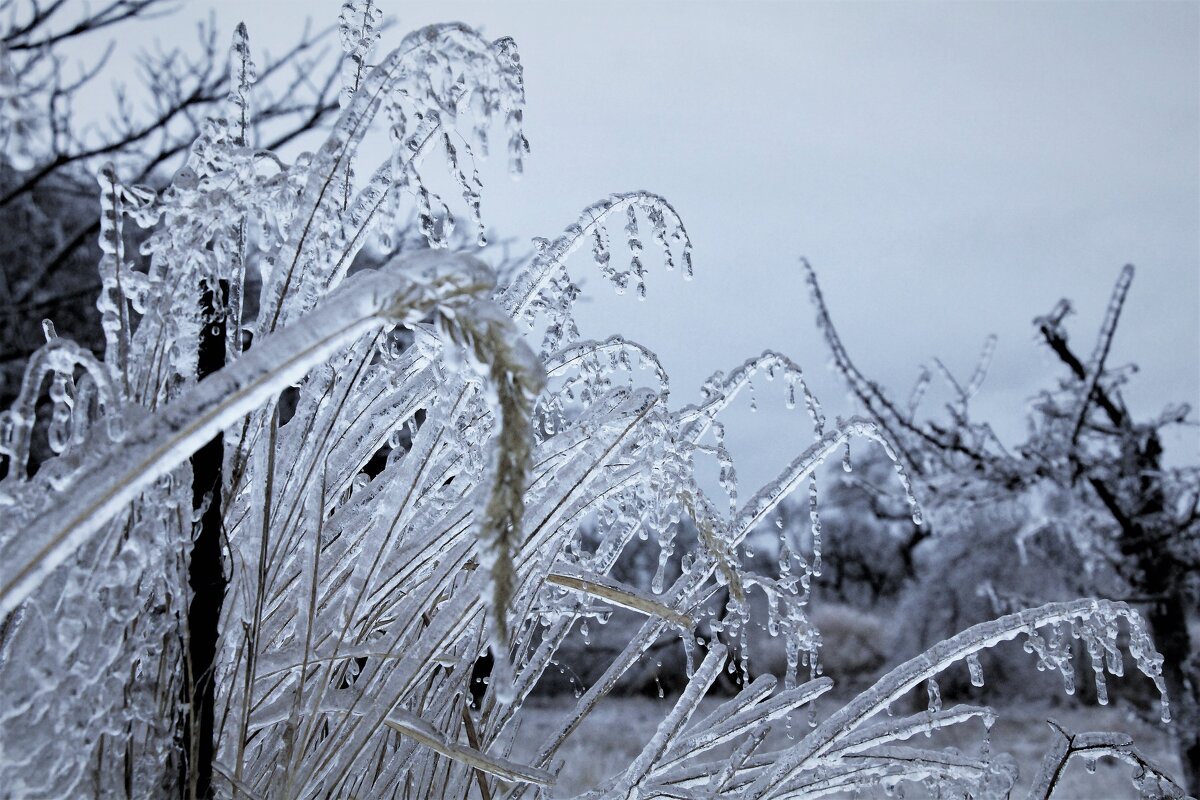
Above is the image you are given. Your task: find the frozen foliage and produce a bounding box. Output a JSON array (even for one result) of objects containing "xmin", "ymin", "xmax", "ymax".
[{"xmin": 0, "ymin": 6, "xmax": 1190, "ymax": 799}]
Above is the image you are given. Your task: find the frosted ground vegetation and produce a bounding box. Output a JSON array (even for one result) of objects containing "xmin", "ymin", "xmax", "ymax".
[{"xmin": 0, "ymin": 4, "xmax": 1191, "ymax": 798}]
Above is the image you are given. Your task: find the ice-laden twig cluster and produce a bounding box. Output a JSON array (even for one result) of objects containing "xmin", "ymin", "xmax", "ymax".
[
  {"xmin": 1028, "ymin": 719, "xmax": 1190, "ymax": 800},
  {"xmin": 801, "ymin": 256, "xmax": 1029, "ymax": 514},
  {"xmin": 0, "ymin": 6, "xmax": 1185, "ymax": 799}
]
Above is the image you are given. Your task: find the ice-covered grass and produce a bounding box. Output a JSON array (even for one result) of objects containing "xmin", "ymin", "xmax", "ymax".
[
  {"xmin": 516, "ymin": 692, "xmax": 1181, "ymax": 799},
  {"xmin": 0, "ymin": 4, "xmax": 1192, "ymax": 798}
]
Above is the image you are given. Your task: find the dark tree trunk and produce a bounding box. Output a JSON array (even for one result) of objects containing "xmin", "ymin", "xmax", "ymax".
[
  {"xmin": 182, "ymin": 281, "xmax": 229, "ymax": 799},
  {"xmin": 1038, "ymin": 312, "xmax": 1198, "ymax": 794},
  {"xmin": 1147, "ymin": 592, "xmax": 1200, "ymax": 792},
  {"xmin": 1111, "ymin": 431, "xmax": 1199, "ymax": 793},
  {"xmin": 1131, "ymin": 543, "xmax": 1199, "ymax": 792}
]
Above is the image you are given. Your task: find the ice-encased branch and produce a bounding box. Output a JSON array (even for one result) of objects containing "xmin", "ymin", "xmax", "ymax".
[
  {"xmin": 499, "ymin": 191, "xmax": 692, "ymax": 318},
  {"xmin": 1067, "ymin": 263, "xmax": 1134, "ymax": 448},
  {"xmin": 258, "ymin": 22, "xmax": 521, "ymax": 332}
]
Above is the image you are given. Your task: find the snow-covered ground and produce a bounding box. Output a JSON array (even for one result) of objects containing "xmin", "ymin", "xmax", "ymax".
[{"xmin": 513, "ymin": 692, "xmax": 1183, "ymax": 798}]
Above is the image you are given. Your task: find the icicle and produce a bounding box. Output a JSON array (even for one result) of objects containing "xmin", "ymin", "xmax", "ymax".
[
  {"xmin": 625, "ymin": 204, "xmax": 646, "ymax": 300},
  {"xmin": 443, "ymin": 133, "xmax": 486, "ymax": 246},
  {"xmin": 926, "ymin": 677, "xmax": 942, "ymax": 714},
  {"xmin": 808, "ymin": 478, "xmax": 822, "ymax": 577},
  {"xmin": 646, "ymin": 203, "xmax": 675, "ymax": 271},
  {"xmin": 1084, "ymin": 632, "xmax": 1109, "ymax": 705},
  {"xmin": 591, "ymin": 222, "xmax": 611, "ymax": 278},
  {"xmin": 651, "ymin": 546, "xmax": 669, "ymax": 595},
  {"xmin": 411, "ymin": 172, "xmax": 453, "ymax": 248},
  {"xmin": 682, "ymin": 635, "xmax": 696, "ymax": 678},
  {"xmin": 981, "ymin": 712, "xmax": 994, "ymax": 762},
  {"xmin": 966, "ymin": 653, "xmax": 984, "ymax": 687}
]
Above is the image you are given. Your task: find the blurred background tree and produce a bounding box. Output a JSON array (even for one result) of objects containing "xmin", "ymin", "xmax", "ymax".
[{"xmin": 802, "ymin": 259, "xmax": 1200, "ymax": 790}]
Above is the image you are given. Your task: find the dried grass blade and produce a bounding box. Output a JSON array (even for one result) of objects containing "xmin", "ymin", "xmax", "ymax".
[
  {"xmin": 384, "ymin": 711, "xmax": 554, "ymax": 786},
  {"xmin": 546, "ymin": 570, "xmax": 694, "ymax": 628}
]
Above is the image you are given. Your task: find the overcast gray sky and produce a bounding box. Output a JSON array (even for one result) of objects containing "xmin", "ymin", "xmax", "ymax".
[{"xmin": 124, "ymin": 1, "xmax": 1198, "ymax": 485}]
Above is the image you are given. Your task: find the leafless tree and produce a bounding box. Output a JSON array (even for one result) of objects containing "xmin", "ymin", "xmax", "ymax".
[{"xmin": 806, "ymin": 259, "xmax": 1200, "ymax": 790}]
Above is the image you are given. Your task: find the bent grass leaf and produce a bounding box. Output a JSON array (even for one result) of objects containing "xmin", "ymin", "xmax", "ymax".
[
  {"xmin": 546, "ymin": 569, "xmax": 695, "ymax": 629},
  {"xmin": 384, "ymin": 710, "xmax": 554, "ymax": 786}
]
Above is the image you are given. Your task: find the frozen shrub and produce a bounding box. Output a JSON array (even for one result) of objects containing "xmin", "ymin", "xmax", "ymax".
[
  {"xmin": 809, "ymin": 603, "xmax": 890, "ymax": 684},
  {"xmin": 744, "ymin": 600, "xmax": 888, "ymax": 690},
  {"xmin": 888, "ymin": 503, "xmax": 1087, "ymax": 698}
]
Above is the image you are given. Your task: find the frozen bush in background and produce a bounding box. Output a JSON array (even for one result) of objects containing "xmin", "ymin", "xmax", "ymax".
[
  {"xmin": 742, "ymin": 600, "xmax": 888, "ymax": 690},
  {"xmin": 0, "ymin": 4, "xmax": 1191, "ymax": 798},
  {"xmin": 891, "ymin": 522, "xmax": 1091, "ymax": 705}
]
